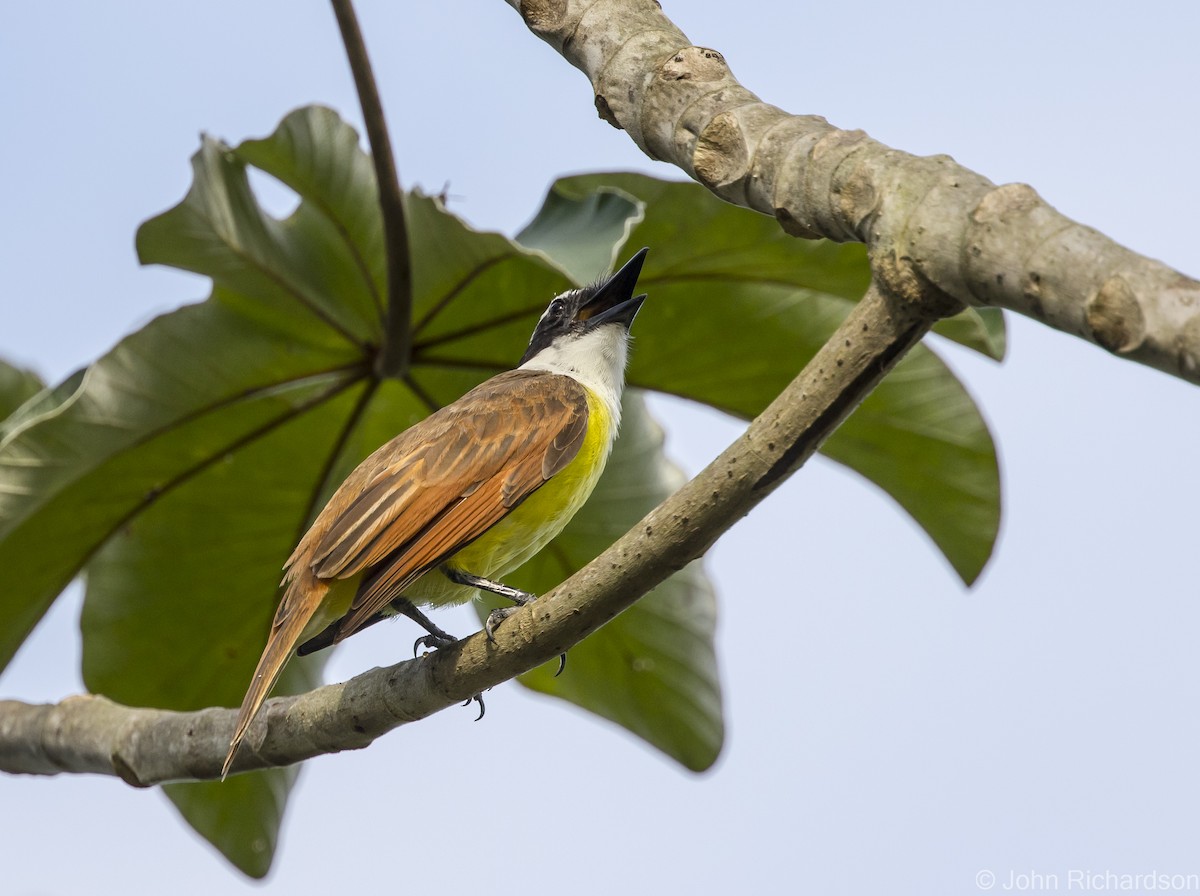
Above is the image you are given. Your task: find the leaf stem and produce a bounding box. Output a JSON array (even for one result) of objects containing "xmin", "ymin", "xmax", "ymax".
[{"xmin": 331, "ymin": 0, "xmax": 412, "ymax": 378}]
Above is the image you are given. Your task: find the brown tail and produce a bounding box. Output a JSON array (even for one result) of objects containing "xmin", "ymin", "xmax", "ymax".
[{"xmin": 222, "ymin": 572, "xmax": 325, "ymax": 778}]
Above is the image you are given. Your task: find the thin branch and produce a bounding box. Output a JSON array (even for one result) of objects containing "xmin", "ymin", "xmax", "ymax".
[
  {"xmin": 0, "ymin": 280, "xmax": 947, "ymax": 783},
  {"xmin": 504, "ymin": 0, "xmax": 1200, "ymax": 384},
  {"xmin": 331, "ymin": 0, "xmax": 412, "ymax": 378}
]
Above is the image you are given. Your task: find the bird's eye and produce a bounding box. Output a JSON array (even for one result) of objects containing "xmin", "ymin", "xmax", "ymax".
[{"xmin": 549, "ymin": 298, "xmax": 566, "ymax": 318}]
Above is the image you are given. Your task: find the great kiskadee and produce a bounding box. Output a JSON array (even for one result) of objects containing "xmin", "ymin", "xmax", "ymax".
[{"xmin": 222, "ymin": 248, "xmax": 649, "ymax": 777}]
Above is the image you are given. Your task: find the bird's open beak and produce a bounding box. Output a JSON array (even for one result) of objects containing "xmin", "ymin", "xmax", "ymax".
[{"xmin": 579, "ymin": 247, "xmax": 649, "ymax": 330}]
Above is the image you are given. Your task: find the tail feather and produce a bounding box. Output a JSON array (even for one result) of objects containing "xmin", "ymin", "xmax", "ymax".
[{"xmin": 222, "ymin": 574, "xmax": 325, "ymax": 778}]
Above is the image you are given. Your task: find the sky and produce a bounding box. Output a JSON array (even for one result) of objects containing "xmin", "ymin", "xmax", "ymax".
[{"xmin": 3, "ymin": 2, "xmax": 1199, "ymax": 894}]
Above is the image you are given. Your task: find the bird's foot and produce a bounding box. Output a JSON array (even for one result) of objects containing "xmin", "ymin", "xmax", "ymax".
[
  {"xmin": 464, "ymin": 692, "xmax": 486, "ymax": 721},
  {"xmin": 485, "ymin": 606, "xmax": 567, "ymax": 677},
  {"xmin": 412, "ymin": 630, "xmax": 458, "ymax": 657},
  {"xmin": 443, "ymin": 567, "xmax": 565, "ymax": 673},
  {"xmin": 406, "ymin": 628, "xmax": 485, "ymax": 719},
  {"xmin": 484, "ymin": 606, "xmax": 519, "ymax": 642}
]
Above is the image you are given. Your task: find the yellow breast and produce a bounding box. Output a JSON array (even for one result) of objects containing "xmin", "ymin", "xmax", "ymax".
[{"xmin": 410, "ymin": 389, "xmax": 616, "ymax": 607}]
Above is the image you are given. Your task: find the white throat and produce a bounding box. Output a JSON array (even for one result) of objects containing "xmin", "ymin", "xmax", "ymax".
[{"xmin": 519, "ymin": 325, "xmax": 629, "ymax": 425}]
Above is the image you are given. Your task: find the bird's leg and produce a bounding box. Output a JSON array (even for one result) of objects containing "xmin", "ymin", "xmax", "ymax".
[
  {"xmin": 390, "ymin": 597, "xmax": 487, "ymax": 720},
  {"xmin": 387, "ymin": 596, "xmax": 459, "ymax": 655},
  {"xmin": 443, "ymin": 568, "xmax": 536, "ymax": 610},
  {"xmin": 295, "ymin": 595, "xmax": 485, "ymax": 718},
  {"xmin": 442, "ymin": 568, "xmax": 534, "ymax": 639},
  {"xmin": 443, "ymin": 568, "xmax": 567, "ymax": 676},
  {"xmin": 295, "ymin": 596, "xmax": 459, "ymax": 658}
]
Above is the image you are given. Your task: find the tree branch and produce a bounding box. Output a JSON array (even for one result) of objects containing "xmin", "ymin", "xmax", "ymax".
[
  {"xmin": 331, "ymin": 0, "xmax": 413, "ymax": 378},
  {"xmin": 505, "ymin": 0, "xmax": 1200, "ymax": 384},
  {"xmin": 0, "ymin": 280, "xmax": 945, "ymax": 784}
]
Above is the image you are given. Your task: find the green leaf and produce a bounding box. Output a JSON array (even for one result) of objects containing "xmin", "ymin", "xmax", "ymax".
[
  {"xmin": 824, "ymin": 353, "xmax": 999, "ymax": 582},
  {"xmin": 0, "ymin": 298, "xmax": 362, "ymax": 674},
  {"xmin": 516, "ymin": 185, "xmax": 645, "ymax": 283},
  {"xmin": 932, "ymin": 306, "xmax": 1007, "ymax": 360},
  {"xmin": 0, "ymin": 359, "xmax": 44, "ymax": 422},
  {"xmin": 136, "ymin": 107, "xmax": 382, "ymax": 347},
  {"xmin": 164, "ymin": 768, "xmax": 299, "ymax": 879},
  {"xmin": 547, "ymin": 173, "xmax": 1000, "ymax": 583}
]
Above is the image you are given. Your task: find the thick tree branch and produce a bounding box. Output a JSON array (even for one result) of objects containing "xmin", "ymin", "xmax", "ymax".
[
  {"xmin": 331, "ymin": 0, "xmax": 413, "ymax": 378},
  {"xmin": 506, "ymin": 0, "xmax": 1200, "ymax": 384},
  {"xmin": 0, "ymin": 280, "xmax": 945, "ymax": 784}
]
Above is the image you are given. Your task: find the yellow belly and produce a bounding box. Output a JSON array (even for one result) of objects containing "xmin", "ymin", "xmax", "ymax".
[{"xmin": 406, "ymin": 389, "xmax": 615, "ymax": 607}]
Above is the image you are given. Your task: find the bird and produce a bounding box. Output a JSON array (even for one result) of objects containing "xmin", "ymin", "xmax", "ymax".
[{"xmin": 222, "ymin": 248, "xmax": 650, "ymax": 777}]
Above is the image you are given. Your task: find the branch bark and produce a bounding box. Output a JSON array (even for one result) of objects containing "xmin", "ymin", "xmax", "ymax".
[
  {"xmin": 506, "ymin": 0, "xmax": 1200, "ymax": 384},
  {"xmin": 0, "ymin": 280, "xmax": 946, "ymax": 784}
]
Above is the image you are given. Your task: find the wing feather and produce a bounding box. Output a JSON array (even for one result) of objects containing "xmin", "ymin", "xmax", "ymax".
[{"xmin": 345, "ymin": 478, "xmax": 513, "ymax": 632}]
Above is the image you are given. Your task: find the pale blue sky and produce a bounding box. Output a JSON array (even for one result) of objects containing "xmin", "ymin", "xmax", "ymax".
[{"xmin": 3, "ymin": 3, "xmax": 1199, "ymax": 894}]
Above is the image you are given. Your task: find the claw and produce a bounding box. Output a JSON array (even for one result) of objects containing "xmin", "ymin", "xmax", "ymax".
[
  {"xmin": 484, "ymin": 607, "xmax": 567, "ymax": 675},
  {"xmin": 463, "ymin": 693, "xmax": 485, "ymax": 721},
  {"xmin": 484, "ymin": 606, "xmax": 519, "ymax": 642},
  {"xmin": 413, "ymin": 632, "xmax": 457, "ymax": 656}
]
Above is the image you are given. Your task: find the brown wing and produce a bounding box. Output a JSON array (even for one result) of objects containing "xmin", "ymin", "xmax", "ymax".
[
  {"xmin": 290, "ymin": 368, "xmax": 589, "ymax": 640},
  {"xmin": 223, "ymin": 369, "xmax": 587, "ymax": 776}
]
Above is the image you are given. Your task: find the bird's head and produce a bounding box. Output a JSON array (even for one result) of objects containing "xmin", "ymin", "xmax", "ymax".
[{"xmin": 520, "ymin": 248, "xmax": 649, "ymax": 365}]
